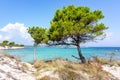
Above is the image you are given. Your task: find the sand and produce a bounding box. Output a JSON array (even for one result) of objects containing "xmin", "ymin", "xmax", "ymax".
[
  {"xmin": 102, "ymin": 65, "xmax": 120, "ymax": 80},
  {"xmin": 0, "ymin": 46, "xmax": 24, "ymax": 49}
]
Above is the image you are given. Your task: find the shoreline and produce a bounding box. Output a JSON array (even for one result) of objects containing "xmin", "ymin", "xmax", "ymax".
[{"xmin": 0, "ymin": 46, "xmax": 24, "ymax": 50}]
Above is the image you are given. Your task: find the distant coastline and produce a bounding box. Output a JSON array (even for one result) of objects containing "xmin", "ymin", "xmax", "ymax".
[{"xmin": 0, "ymin": 46, "xmax": 24, "ymax": 49}]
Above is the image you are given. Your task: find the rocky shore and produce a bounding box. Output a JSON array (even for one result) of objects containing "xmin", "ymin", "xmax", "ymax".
[{"xmin": 0, "ymin": 51, "xmax": 120, "ymax": 80}]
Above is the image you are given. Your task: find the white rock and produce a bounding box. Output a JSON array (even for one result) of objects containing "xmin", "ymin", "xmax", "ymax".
[{"xmin": 102, "ymin": 65, "xmax": 120, "ymax": 80}]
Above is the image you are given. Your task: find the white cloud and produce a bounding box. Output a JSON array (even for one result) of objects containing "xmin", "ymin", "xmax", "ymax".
[
  {"xmin": 0, "ymin": 23, "xmax": 33, "ymax": 44},
  {"xmin": 0, "ymin": 35, "xmax": 3, "ymax": 40},
  {"xmin": 0, "ymin": 34, "xmax": 10, "ymax": 41}
]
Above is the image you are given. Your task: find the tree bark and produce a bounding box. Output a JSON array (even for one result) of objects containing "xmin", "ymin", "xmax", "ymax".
[
  {"xmin": 77, "ymin": 44, "xmax": 86, "ymax": 63},
  {"xmin": 34, "ymin": 46, "xmax": 36, "ymax": 62}
]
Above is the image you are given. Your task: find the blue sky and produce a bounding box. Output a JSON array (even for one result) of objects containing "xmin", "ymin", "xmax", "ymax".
[{"xmin": 0, "ymin": 0, "xmax": 120, "ymax": 46}]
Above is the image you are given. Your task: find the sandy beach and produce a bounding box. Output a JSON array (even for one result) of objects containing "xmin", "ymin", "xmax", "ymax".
[
  {"xmin": 0, "ymin": 52, "xmax": 35, "ymax": 80},
  {"xmin": 102, "ymin": 65, "xmax": 120, "ymax": 80},
  {"xmin": 0, "ymin": 46, "xmax": 24, "ymax": 49}
]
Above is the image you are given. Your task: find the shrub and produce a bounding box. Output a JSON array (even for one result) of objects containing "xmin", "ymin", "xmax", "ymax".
[
  {"xmin": 22, "ymin": 63, "xmax": 29, "ymax": 70},
  {"xmin": 34, "ymin": 60, "xmax": 45, "ymax": 69},
  {"xmin": 98, "ymin": 58, "xmax": 109, "ymax": 64},
  {"xmin": 4, "ymin": 54, "xmax": 15, "ymax": 59}
]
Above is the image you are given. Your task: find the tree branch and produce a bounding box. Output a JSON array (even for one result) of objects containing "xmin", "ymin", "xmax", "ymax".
[
  {"xmin": 47, "ymin": 41, "xmax": 76, "ymax": 46},
  {"xmin": 72, "ymin": 55, "xmax": 80, "ymax": 60}
]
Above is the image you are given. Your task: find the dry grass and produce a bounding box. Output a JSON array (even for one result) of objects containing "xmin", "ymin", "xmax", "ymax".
[
  {"xmin": 3, "ymin": 53, "xmax": 21, "ymax": 62},
  {"xmin": 4, "ymin": 54, "xmax": 15, "ymax": 59},
  {"xmin": 89, "ymin": 56, "xmax": 109, "ymax": 64},
  {"xmin": 34, "ymin": 58, "xmax": 114, "ymax": 80},
  {"xmin": 34, "ymin": 71, "xmax": 40, "ymax": 77},
  {"xmin": 98, "ymin": 58, "xmax": 109, "ymax": 64},
  {"xmin": 34, "ymin": 60, "xmax": 46, "ymax": 69},
  {"xmin": 91, "ymin": 56, "xmax": 120, "ymax": 66},
  {"xmin": 117, "ymin": 62, "xmax": 120, "ymax": 66},
  {"xmin": 21, "ymin": 63, "xmax": 29, "ymax": 70},
  {"xmin": 37, "ymin": 76, "xmax": 58, "ymax": 80}
]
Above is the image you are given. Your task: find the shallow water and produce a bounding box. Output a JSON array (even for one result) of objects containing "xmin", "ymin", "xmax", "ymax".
[{"xmin": 4, "ymin": 46, "xmax": 120, "ymax": 62}]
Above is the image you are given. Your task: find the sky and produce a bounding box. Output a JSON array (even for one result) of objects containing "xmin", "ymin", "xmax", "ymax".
[{"xmin": 0, "ymin": 0, "xmax": 120, "ymax": 47}]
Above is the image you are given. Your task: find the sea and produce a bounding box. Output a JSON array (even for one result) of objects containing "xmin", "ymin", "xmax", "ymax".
[{"xmin": 4, "ymin": 46, "xmax": 120, "ymax": 63}]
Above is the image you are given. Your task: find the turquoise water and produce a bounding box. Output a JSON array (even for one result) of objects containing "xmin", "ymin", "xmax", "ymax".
[{"xmin": 4, "ymin": 46, "xmax": 120, "ymax": 62}]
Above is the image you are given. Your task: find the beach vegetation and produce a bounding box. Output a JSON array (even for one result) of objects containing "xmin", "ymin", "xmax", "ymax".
[
  {"xmin": 0, "ymin": 40, "xmax": 24, "ymax": 47},
  {"xmin": 1, "ymin": 40, "xmax": 9, "ymax": 47},
  {"xmin": 4, "ymin": 53, "xmax": 15, "ymax": 59},
  {"xmin": 37, "ymin": 76, "xmax": 58, "ymax": 80},
  {"xmin": 14, "ymin": 44, "xmax": 24, "ymax": 47},
  {"xmin": 8, "ymin": 42, "xmax": 15, "ymax": 47},
  {"xmin": 21, "ymin": 63, "xmax": 29, "ymax": 70},
  {"xmin": 27, "ymin": 27, "xmax": 48, "ymax": 62},
  {"xmin": 117, "ymin": 62, "xmax": 120, "ymax": 66},
  {"xmin": 97, "ymin": 58, "xmax": 109, "ymax": 64},
  {"xmin": 35, "ymin": 59, "xmax": 113, "ymax": 80},
  {"xmin": 48, "ymin": 5, "xmax": 108, "ymax": 63},
  {"xmin": 34, "ymin": 60, "xmax": 45, "ymax": 69},
  {"xmin": 109, "ymin": 51, "xmax": 115, "ymax": 62},
  {"xmin": 90, "ymin": 56, "xmax": 109, "ymax": 64}
]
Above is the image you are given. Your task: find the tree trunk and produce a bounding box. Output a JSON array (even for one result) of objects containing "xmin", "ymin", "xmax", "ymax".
[
  {"xmin": 77, "ymin": 44, "xmax": 86, "ymax": 63},
  {"xmin": 34, "ymin": 46, "xmax": 36, "ymax": 62}
]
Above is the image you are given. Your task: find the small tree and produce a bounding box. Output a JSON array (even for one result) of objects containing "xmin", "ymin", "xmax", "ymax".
[
  {"xmin": 48, "ymin": 5, "xmax": 108, "ymax": 63},
  {"xmin": 8, "ymin": 42, "xmax": 15, "ymax": 47},
  {"xmin": 19, "ymin": 44, "xmax": 24, "ymax": 47},
  {"xmin": 109, "ymin": 52, "xmax": 115, "ymax": 62},
  {"xmin": 2, "ymin": 40, "xmax": 9, "ymax": 47},
  {"xmin": 27, "ymin": 26, "xmax": 47, "ymax": 62}
]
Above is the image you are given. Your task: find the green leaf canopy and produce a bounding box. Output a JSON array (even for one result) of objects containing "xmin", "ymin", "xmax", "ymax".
[
  {"xmin": 48, "ymin": 5, "xmax": 108, "ymax": 45},
  {"xmin": 28, "ymin": 26, "xmax": 47, "ymax": 45}
]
